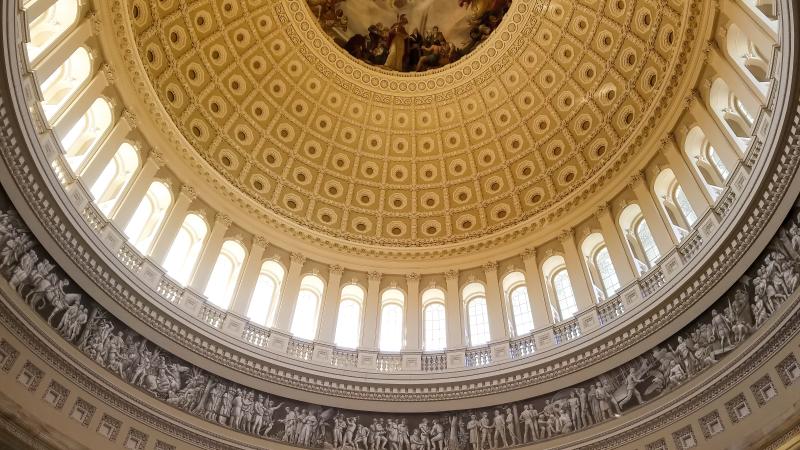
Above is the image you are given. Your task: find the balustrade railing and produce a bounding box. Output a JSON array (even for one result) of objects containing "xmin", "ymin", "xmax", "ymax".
[
  {"xmin": 597, "ymin": 297, "xmax": 625, "ymax": 326},
  {"xmin": 116, "ymin": 243, "xmax": 143, "ymax": 272},
  {"xmin": 509, "ymin": 335, "xmax": 536, "ymax": 359},
  {"xmin": 553, "ymin": 318, "xmax": 580, "ymax": 345},
  {"xmin": 639, "ymin": 265, "xmax": 666, "ymax": 297},
  {"xmin": 421, "ymin": 353, "xmax": 447, "ymax": 372},
  {"xmin": 156, "ymin": 276, "xmax": 182, "ymax": 303},
  {"xmin": 376, "ymin": 354, "xmax": 403, "ymax": 373},
  {"xmin": 242, "ymin": 323, "xmax": 270, "ymax": 348},
  {"xmin": 330, "ymin": 348, "xmax": 358, "ymax": 369},
  {"xmin": 287, "ymin": 339, "xmax": 314, "ymax": 361},
  {"xmin": 199, "ymin": 304, "xmax": 225, "ymax": 328},
  {"xmin": 465, "ymin": 347, "xmax": 492, "ymax": 368}
]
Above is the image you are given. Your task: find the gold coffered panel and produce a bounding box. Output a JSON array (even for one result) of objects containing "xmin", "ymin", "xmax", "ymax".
[{"xmin": 129, "ymin": 0, "xmax": 693, "ymax": 249}]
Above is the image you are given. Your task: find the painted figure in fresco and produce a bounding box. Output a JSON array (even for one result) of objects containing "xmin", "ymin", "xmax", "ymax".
[
  {"xmin": 383, "ymin": 14, "xmax": 409, "ymax": 72},
  {"xmin": 467, "ymin": 414, "xmax": 479, "ymax": 450},
  {"xmin": 491, "ymin": 409, "xmax": 507, "ymax": 448},
  {"xmin": 398, "ymin": 418, "xmax": 411, "ymax": 450},
  {"xmin": 478, "ymin": 411, "xmax": 492, "ymax": 449}
]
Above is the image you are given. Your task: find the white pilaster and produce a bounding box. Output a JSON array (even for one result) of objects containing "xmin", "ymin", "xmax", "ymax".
[
  {"xmin": 444, "ymin": 271, "xmax": 465, "ymax": 348},
  {"xmin": 404, "ymin": 273, "xmax": 421, "ymax": 351},
  {"xmin": 272, "ymin": 253, "xmax": 306, "ymax": 333},
  {"xmin": 149, "ymin": 185, "xmax": 196, "ymax": 265},
  {"xmin": 483, "ymin": 262, "xmax": 509, "ymax": 341},
  {"xmin": 629, "ymin": 171, "xmax": 677, "ymax": 252},
  {"xmin": 229, "ymin": 236, "xmax": 269, "ymax": 317},
  {"xmin": 316, "ymin": 265, "xmax": 344, "ymax": 344},
  {"xmin": 187, "ymin": 213, "xmax": 231, "ymax": 294},
  {"xmin": 359, "ymin": 271, "xmax": 382, "ymax": 350},
  {"xmin": 110, "ymin": 151, "xmax": 163, "ymax": 228},
  {"xmin": 559, "ymin": 229, "xmax": 595, "ymax": 311}
]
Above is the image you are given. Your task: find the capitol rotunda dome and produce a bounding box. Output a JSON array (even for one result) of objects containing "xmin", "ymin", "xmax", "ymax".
[{"xmin": 0, "ymin": 0, "xmax": 798, "ymax": 448}]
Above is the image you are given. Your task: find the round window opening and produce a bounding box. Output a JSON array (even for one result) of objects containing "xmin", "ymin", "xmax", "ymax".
[{"xmin": 308, "ymin": 0, "xmax": 512, "ymax": 73}]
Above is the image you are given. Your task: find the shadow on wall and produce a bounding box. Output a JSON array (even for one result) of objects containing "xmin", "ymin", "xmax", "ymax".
[{"xmin": 0, "ymin": 185, "xmax": 797, "ymax": 449}]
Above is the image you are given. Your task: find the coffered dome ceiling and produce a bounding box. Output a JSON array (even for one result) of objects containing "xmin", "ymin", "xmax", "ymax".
[{"xmin": 129, "ymin": 0, "xmax": 692, "ymax": 250}]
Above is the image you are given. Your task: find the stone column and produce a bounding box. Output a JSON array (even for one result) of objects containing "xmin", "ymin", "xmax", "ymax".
[
  {"xmin": 229, "ymin": 236, "xmax": 269, "ymax": 317},
  {"xmin": 483, "ymin": 262, "xmax": 509, "ymax": 341},
  {"xmin": 148, "ymin": 185, "xmax": 196, "ymax": 265},
  {"xmin": 316, "ymin": 265, "xmax": 344, "ymax": 345},
  {"xmin": 52, "ymin": 67, "xmax": 112, "ymax": 136},
  {"xmin": 187, "ymin": 213, "xmax": 231, "ymax": 294},
  {"xmin": 110, "ymin": 150, "xmax": 163, "ymax": 228},
  {"xmin": 629, "ymin": 171, "xmax": 678, "ymax": 252},
  {"xmin": 444, "ymin": 271, "xmax": 465, "ymax": 348},
  {"xmin": 272, "ymin": 253, "xmax": 306, "ymax": 333},
  {"xmin": 662, "ymin": 138, "xmax": 712, "ymax": 212},
  {"xmin": 559, "ymin": 229, "xmax": 595, "ymax": 311},
  {"xmin": 359, "ymin": 271, "xmax": 382, "ymax": 350},
  {"xmin": 521, "ymin": 249, "xmax": 553, "ymax": 329},
  {"xmin": 79, "ymin": 111, "xmax": 136, "ymax": 188},
  {"xmin": 594, "ymin": 204, "xmax": 637, "ymax": 286},
  {"xmin": 404, "ymin": 273, "xmax": 421, "ymax": 351}
]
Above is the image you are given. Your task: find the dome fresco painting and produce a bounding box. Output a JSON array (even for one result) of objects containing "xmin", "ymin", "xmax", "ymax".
[
  {"xmin": 0, "ymin": 0, "xmax": 799, "ymax": 448},
  {"xmin": 308, "ymin": 0, "xmax": 512, "ymax": 72}
]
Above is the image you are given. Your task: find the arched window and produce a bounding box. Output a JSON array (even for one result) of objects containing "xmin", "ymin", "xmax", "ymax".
[
  {"xmin": 463, "ymin": 283, "xmax": 490, "ymax": 346},
  {"xmin": 89, "ymin": 143, "xmax": 139, "ymax": 215},
  {"xmin": 502, "ymin": 272, "xmax": 534, "ymax": 336},
  {"xmin": 246, "ymin": 260, "xmax": 285, "ymax": 326},
  {"xmin": 654, "ymin": 169, "xmax": 696, "ymax": 237},
  {"xmin": 710, "ymin": 78, "xmax": 756, "ymax": 144},
  {"xmin": 581, "ymin": 233, "xmax": 621, "ymax": 300},
  {"xmin": 59, "ymin": 97, "xmax": 113, "ymax": 170},
  {"xmin": 290, "ymin": 275, "xmax": 324, "ymax": 340},
  {"xmin": 619, "ymin": 204, "xmax": 660, "ymax": 273},
  {"xmin": 379, "ymin": 288, "xmax": 405, "ymax": 352},
  {"xmin": 636, "ymin": 219, "xmax": 659, "ymax": 266},
  {"xmin": 542, "ymin": 256, "xmax": 577, "ymax": 321},
  {"xmin": 334, "ymin": 284, "xmax": 364, "ymax": 349},
  {"xmin": 204, "ymin": 240, "xmax": 246, "ymax": 309},
  {"xmin": 162, "ymin": 213, "xmax": 208, "ymax": 285},
  {"xmin": 124, "ymin": 181, "xmax": 172, "ymax": 254},
  {"xmin": 39, "ymin": 46, "xmax": 92, "ymax": 121},
  {"xmin": 683, "ymin": 126, "xmax": 730, "ymax": 200},
  {"xmin": 25, "ymin": 0, "xmax": 80, "ymax": 62},
  {"xmin": 726, "ymin": 23, "xmax": 771, "ymax": 87},
  {"xmin": 422, "ymin": 289, "xmax": 446, "ymax": 351}
]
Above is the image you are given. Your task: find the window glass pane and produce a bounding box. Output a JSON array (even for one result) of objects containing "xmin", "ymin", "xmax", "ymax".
[
  {"xmin": 379, "ymin": 303, "xmax": 403, "ymax": 351},
  {"xmin": 467, "ymin": 297, "xmax": 490, "ymax": 346},
  {"xmin": 709, "ymin": 147, "xmax": 730, "ymax": 180},
  {"xmin": 204, "ymin": 241, "xmax": 245, "ymax": 309},
  {"xmin": 247, "ymin": 274, "xmax": 276, "ymax": 325},
  {"xmin": 291, "ymin": 289, "xmax": 320, "ymax": 340},
  {"xmin": 510, "ymin": 287, "xmax": 534, "ymax": 335},
  {"xmin": 124, "ymin": 182, "xmax": 171, "ymax": 254},
  {"xmin": 163, "ymin": 214, "xmax": 207, "ymax": 285},
  {"xmin": 26, "ymin": 0, "xmax": 80, "ymax": 61},
  {"xmin": 637, "ymin": 219, "xmax": 660, "ymax": 265},
  {"xmin": 423, "ymin": 303, "xmax": 446, "ymax": 351},
  {"xmin": 91, "ymin": 144, "xmax": 139, "ymax": 215},
  {"xmin": 595, "ymin": 247, "xmax": 620, "ymax": 296},
  {"xmin": 334, "ymin": 299, "xmax": 361, "ymax": 349},
  {"xmin": 675, "ymin": 186, "xmax": 697, "ymax": 226},
  {"xmin": 553, "ymin": 270, "xmax": 577, "ymax": 320}
]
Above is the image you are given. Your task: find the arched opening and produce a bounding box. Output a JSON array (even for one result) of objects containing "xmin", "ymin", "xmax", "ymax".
[
  {"xmin": 290, "ymin": 275, "xmax": 325, "ymax": 340},
  {"xmin": 59, "ymin": 97, "xmax": 113, "ymax": 171},
  {"xmin": 379, "ymin": 288, "xmax": 405, "ymax": 352},
  {"xmin": 684, "ymin": 126, "xmax": 729, "ymax": 200},
  {"xmin": 334, "ymin": 284, "xmax": 364, "ymax": 349},
  {"xmin": 39, "ymin": 46, "xmax": 92, "ymax": 121},
  {"xmin": 654, "ymin": 169, "xmax": 697, "ymax": 238},
  {"xmin": 422, "ymin": 288, "xmax": 446, "ymax": 351},
  {"xmin": 502, "ymin": 272, "xmax": 534, "ymax": 336},
  {"xmin": 619, "ymin": 203, "xmax": 660, "ymax": 273},
  {"xmin": 124, "ymin": 181, "xmax": 172, "ymax": 254},
  {"xmin": 710, "ymin": 78, "xmax": 755, "ymax": 145},
  {"xmin": 204, "ymin": 240, "xmax": 246, "ymax": 310},
  {"xmin": 726, "ymin": 23, "xmax": 771, "ymax": 86},
  {"xmin": 162, "ymin": 213, "xmax": 208, "ymax": 285},
  {"xmin": 89, "ymin": 143, "xmax": 139, "ymax": 216},
  {"xmin": 463, "ymin": 282, "xmax": 490, "ymax": 346},
  {"xmin": 581, "ymin": 233, "xmax": 621, "ymax": 301},
  {"xmin": 246, "ymin": 260, "xmax": 285, "ymax": 326},
  {"xmin": 542, "ymin": 256, "xmax": 577, "ymax": 321},
  {"xmin": 25, "ymin": 0, "xmax": 80, "ymax": 62}
]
